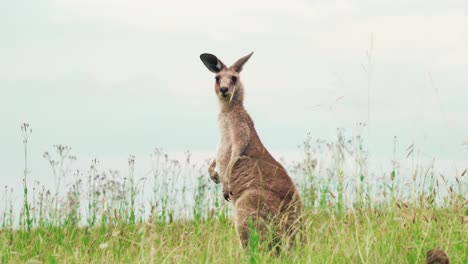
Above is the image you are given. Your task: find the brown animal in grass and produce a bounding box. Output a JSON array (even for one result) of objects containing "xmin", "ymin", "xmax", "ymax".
[
  {"xmin": 200, "ymin": 52, "xmax": 302, "ymax": 249},
  {"xmin": 426, "ymin": 248, "xmax": 449, "ymax": 264}
]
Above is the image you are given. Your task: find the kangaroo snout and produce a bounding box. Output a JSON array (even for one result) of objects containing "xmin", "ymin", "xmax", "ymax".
[{"xmin": 220, "ymin": 87, "xmax": 229, "ymax": 97}]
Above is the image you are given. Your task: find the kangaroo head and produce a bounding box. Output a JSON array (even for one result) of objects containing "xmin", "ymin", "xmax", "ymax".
[{"xmin": 200, "ymin": 52, "xmax": 253, "ymax": 106}]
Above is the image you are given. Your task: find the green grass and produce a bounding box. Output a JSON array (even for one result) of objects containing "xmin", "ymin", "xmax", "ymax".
[
  {"xmin": 1, "ymin": 206, "xmax": 466, "ymax": 263},
  {"xmin": 1, "ymin": 123, "xmax": 466, "ymax": 263}
]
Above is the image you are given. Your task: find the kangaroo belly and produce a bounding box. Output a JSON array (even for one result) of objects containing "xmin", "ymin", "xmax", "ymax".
[{"xmin": 229, "ymin": 156, "xmax": 300, "ymax": 211}]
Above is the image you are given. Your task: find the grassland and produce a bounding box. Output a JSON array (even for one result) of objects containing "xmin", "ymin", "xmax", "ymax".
[
  {"xmin": 2, "ymin": 206, "xmax": 467, "ymax": 263},
  {"xmin": 1, "ymin": 124, "xmax": 466, "ymax": 263}
]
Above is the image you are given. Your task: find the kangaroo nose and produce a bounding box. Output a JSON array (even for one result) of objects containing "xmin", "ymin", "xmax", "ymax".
[{"xmin": 220, "ymin": 87, "xmax": 228, "ymax": 94}]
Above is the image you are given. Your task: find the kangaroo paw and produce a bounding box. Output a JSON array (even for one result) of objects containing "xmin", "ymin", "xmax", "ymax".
[
  {"xmin": 223, "ymin": 190, "xmax": 233, "ymax": 202},
  {"xmin": 208, "ymin": 159, "xmax": 220, "ymax": 184}
]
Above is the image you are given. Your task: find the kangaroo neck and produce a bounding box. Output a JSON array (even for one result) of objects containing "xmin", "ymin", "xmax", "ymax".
[{"xmin": 219, "ymin": 100, "xmax": 244, "ymax": 114}]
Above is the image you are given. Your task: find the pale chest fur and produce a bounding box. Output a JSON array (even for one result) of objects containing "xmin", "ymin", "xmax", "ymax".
[{"xmin": 216, "ymin": 113, "xmax": 232, "ymax": 176}]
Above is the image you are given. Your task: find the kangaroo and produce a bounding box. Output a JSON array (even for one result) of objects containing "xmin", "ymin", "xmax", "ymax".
[{"xmin": 200, "ymin": 52, "xmax": 302, "ymax": 249}]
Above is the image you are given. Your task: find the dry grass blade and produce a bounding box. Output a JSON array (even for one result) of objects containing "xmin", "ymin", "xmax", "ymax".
[{"xmin": 406, "ymin": 146, "xmax": 414, "ymax": 159}]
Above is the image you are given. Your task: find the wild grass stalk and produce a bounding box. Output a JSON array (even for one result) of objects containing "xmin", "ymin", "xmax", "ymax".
[
  {"xmin": 1, "ymin": 186, "xmax": 13, "ymax": 230},
  {"xmin": 389, "ymin": 135, "xmax": 399, "ymax": 204},
  {"xmin": 353, "ymin": 123, "xmax": 369, "ymax": 208},
  {"xmin": 334, "ymin": 128, "xmax": 346, "ymax": 213},
  {"xmin": 297, "ymin": 133, "xmax": 318, "ymax": 209},
  {"xmin": 128, "ymin": 155, "xmax": 136, "ymax": 225},
  {"xmin": 20, "ymin": 123, "xmax": 33, "ymax": 232},
  {"xmin": 43, "ymin": 144, "xmax": 76, "ymax": 226},
  {"xmin": 87, "ymin": 159, "xmax": 99, "ymax": 226}
]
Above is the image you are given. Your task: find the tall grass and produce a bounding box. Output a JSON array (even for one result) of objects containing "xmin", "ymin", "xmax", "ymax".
[
  {"xmin": 0, "ymin": 123, "xmax": 466, "ymax": 263},
  {"xmin": 20, "ymin": 123, "xmax": 33, "ymax": 232}
]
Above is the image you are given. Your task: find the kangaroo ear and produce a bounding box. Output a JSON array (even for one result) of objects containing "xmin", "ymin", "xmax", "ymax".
[
  {"xmin": 200, "ymin": 53, "xmax": 226, "ymax": 73},
  {"xmin": 230, "ymin": 52, "xmax": 253, "ymax": 73}
]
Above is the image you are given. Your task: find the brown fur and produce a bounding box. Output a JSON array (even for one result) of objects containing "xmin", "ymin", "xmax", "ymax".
[
  {"xmin": 200, "ymin": 52, "xmax": 302, "ymax": 248},
  {"xmin": 426, "ymin": 248, "xmax": 449, "ymax": 264}
]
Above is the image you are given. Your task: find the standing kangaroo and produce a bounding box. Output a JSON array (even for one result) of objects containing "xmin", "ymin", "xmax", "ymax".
[{"xmin": 200, "ymin": 52, "xmax": 302, "ymax": 249}]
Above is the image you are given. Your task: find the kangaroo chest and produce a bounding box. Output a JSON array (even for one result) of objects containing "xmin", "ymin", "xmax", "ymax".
[{"xmin": 217, "ymin": 114, "xmax": 233, "ymax": 175}]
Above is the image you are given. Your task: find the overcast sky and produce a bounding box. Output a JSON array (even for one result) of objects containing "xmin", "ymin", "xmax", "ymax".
[{"xmin": 1, "ymin": 0, "xmax": 467, "ymax": 192}]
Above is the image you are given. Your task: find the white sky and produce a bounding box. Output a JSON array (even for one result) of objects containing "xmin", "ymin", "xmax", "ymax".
[{"xmin": 0, "ymin": 0, "xmax": 467, "ymax": 195}]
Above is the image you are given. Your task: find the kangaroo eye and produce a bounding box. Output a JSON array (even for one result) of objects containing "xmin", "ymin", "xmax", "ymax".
[
  {"xmin": 231, "ymin": 76, "xmax": 237, "ymax": 83},
  {"xmin": 215, "ymin": 76, "xmax": 220, "ymax": 83}
]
